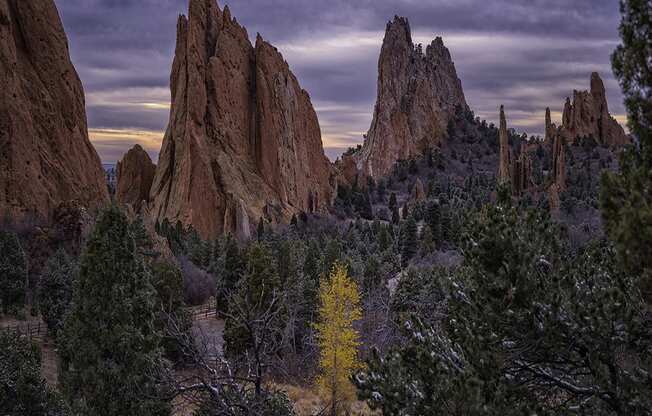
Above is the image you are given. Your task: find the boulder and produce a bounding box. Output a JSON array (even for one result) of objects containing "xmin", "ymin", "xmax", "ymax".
[{"xmin": 116, "ymin": 144, "xmax": 156, "ymax": 211}]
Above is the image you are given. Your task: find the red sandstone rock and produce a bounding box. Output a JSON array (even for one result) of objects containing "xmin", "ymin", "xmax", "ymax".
[
  {"xmin": 559, "ymin": 73, "xmax": 629, "ymax": 147},
  {"xmin": 116, "ymin": 145, "xmax": 156, "ymax": 211},
  {"xmin": 0, "ymin": 0, "xmax": 109, "ymax": 227},
  {"xmin": 149, "ymin": 0, "xmax": 333, "ymax": 239},
  {"xmin": 357, "ymin": 16, "xmax": 468, "ymax": 179}
]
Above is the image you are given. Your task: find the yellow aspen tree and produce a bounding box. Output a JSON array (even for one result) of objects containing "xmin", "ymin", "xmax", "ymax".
[{"xmin": 315, "ymin": 262, "xmax": 363, "ymax": 416}]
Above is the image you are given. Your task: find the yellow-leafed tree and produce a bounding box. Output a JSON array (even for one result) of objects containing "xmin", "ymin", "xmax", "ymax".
[{"xmin": 315, "ymin": 262, "xmax": 363, "ymax": 416}]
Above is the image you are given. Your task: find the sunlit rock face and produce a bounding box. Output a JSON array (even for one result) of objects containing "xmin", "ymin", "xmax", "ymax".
[
  {"xmin": 149, "ymin": 0, "xmax": 333, "ymax": 240},
  {"xmin": 357, "ymin": 16, "xmax": 468, "ymax": 179},
  {"xmin": 559, "ymin": 72, "xmax": 629, "ymax": 147},
  {"xmin": 0, "ymin": 0, "xmax": 109, "ymax": 227},
  {"xmin": 116, "ymin": 145, "xmax": 156, "ymax": 212}
]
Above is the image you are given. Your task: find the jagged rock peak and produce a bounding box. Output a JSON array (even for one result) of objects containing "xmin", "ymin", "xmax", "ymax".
[
  {"xmin": 0, "ymin": 0, "xmax": 109, "ymax": 227},
  {"xmin": 556, "ymin": 72, "xmax": 628, "ymax": 147},
  {"xmin": 116, "ymin": 145, "xmax": 156, "ymax": 212},
  {"xmin": 149, "ymin": 0, "xmax": 333, "ymax": 239},
  {"xmin": 357, "ymin": 15, "xmax": 468, "ymax": 179}
]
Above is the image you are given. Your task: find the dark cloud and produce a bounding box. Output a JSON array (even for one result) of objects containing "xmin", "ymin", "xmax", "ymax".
[{"xmin": 54, "ymin": 0, "xmax": 626, "ymax": 163}]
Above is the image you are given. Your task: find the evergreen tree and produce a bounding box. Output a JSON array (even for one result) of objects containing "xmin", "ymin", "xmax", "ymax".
[
  {"xmin": 358, "ymin": 206, "xmax": 652, "ymax": 414},
  {"xmin": 38, "ymin": 250, "xmax": 75, "ymax": 336},
  {"xmin": 420, "ymin": 225, "xmax": 435, "ymax": 255},
  {"xmin": 150, "ymin": 261, "xmax": 192, "ymax": 362},
  {"xmin": 377, "ymin": 225, "xmax": 393, "ymax": 252},
  {"xmin": 388, "ymin": 193, "xmax": 397, "ymax": 213},
  {"xmin": 215, "ymin": 235, "xmax": 244, "ymax": 315},
  {"xmin": 0, "ymin": 332, "xmax": 70, "ymax": 415},
  {"xmin": 601, "ymin": 0, "xmax": 652, "ymax": 302},
  {"xmin": 223, "ymin": 242, "xmax": 282, "ymax": 358},
  {"xmin": 60, "ymin": 206, "xmax": 170, "ymax": 416},
  {"xmin": 315, "ymin": 263, "xmax": 363, "ymax": 416},
  {"xmin": 401, "ymin": 216, "xmax": 418, "ymax": 266},
  {"xmin": 0, "ymin": 231, "xmax": 27, "ymax": 314},
  {"xmin": 426, "ymin": 201, "xmax": 442, "ymax": 245}
]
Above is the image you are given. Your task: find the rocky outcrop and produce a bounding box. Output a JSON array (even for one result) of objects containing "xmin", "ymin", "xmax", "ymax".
[
  {"xmin": 498, "ymin": 105, "xmax": 511, "ymax": 183},
  {"xmin": 356, "ymin": 16, "xmax": 468, "ymax": 179},
  {"xmin": 116, "ymin": 145, "xmax": 156, "ymax": 211},
  {"xmin": 556, "ymin": 73, "xmax": 628, "ymax": 147},
  {"xmin": 498, "ymin": 106, "xmax": 532, "ymax": 196},
  {"xmin": 0, "ymin": 0, "xmax": 109, "ymax": 227},
  {"xmin": 551, "ymin": 134, "xmax": 566, "ymax": 192},
  {"xmin": 545, "ymin": 107, "xmax": 557, "ymax": 143},
  {"xmin": 411, "ymin": 178, "xmax": 426, "ymax": 202},
  {"xmin": 512, "ymin": 153, "xmax": 533, "ymax": 197},
  {"xmin": 149, "ymin": 0, "xmax": 333, "ymax": 239}
]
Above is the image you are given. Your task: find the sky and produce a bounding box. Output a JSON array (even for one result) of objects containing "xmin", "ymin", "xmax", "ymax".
[{"xmin": 55, "ymin": 0, "xmax": 627, "ymax": 164}]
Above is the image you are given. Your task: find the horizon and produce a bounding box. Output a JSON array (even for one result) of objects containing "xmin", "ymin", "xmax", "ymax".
[{"xmin": 55, "ymin": 0, "xmax": 627, "ymax": 164}]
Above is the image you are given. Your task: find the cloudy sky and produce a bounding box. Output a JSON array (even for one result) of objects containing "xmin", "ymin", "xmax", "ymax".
[{"xmin": 55, "ymin": 0, "xmax": 626, "ymax": 164}]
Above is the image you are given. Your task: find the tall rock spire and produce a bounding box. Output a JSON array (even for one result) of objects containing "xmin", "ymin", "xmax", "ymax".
[
  {"xmin": 498, "ymin": 105, "xmax": 511, "ymax": 183},
  {"xmin": 356, "ymin": 16, "xmax": 468, "ymax": 179},
  {"xmin": 149, "ymin": 0, "xmax": 333, "ymax": 239},
  {"xmin": 0, "ymin": 0, "xmax": 109, "ymax": 226}
]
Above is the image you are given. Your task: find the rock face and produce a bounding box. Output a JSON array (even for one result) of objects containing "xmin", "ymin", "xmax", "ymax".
[
  {"xmin": 0, "ymin": 0, "xmax": 108, "ymax": 226},
  {"xmin": 149, "ymin": 0, "xmax": 333, "ymax": 239},
  {"xmin": 357, "ymin": 16, "xmax": 468, "ymax": 179},
  {"xmin": 116, "ymin": 145, "xmax": 156, "ymax": 211},
  {"xmin": 557, "ymin": 73, "xmax": 628, "ymax": 147}
]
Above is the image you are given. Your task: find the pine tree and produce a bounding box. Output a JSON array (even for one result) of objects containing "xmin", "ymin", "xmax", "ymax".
[
  {"xmin": 223, "ymin": 242, "xmax": 282, "ymax": 358},
  {"xmin": 420, "ymin": 224, "xmax": 435, "ymax": 255},
  {"xmin": 38, "ymin": 250, "xmax": 75, "ymax": 336},
  {"xmin": 0, "ymin": 332, "xmax": 70, "ymax": 415},
  {"xmin": 426, "ymin": 201, "xmax": 442, "ymax": 245},
  {"xmin": 401, "ymin": 216, "xmax": 418, "ymax": 266},
  {"xmin": 315, "ymin": 263, "xmax": 363, "ymax": 416},
  {"xmin": 215, "ymin": 235, "xmax": 244, "ymax": 315},
  {"xmin": 0, "ymin": 231, "xmax": 27, "ymax": 314},
  {"xmin": 601, "ymin": 0, "xmax": 652, "ymax": 302},
  {"xmin": 60, "ymin": 206, "xmax": 170, "ymax": 416},
  {"xmin": 388, "ymin": 192, "xmax": 397, "ymax": 213},
  {"xmin": 150, "ymin": 261, "xmax": 192, "ymax": 362}
]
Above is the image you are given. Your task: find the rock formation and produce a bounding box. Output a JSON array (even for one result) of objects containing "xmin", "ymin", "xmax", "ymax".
[
  {"xmin": 556, "ymin": 72, "xmax": 628, "ymax": 147},
  {"xmin": 551, "ymin": 135, "xmax": 566, "ymax": 192},
  {"xmin": 497, "ymin": 106, "xmax": 532, "ymax": 196},
  {"xmin": 116, "ymin": 145, "xmax": 156, "ymax": 211},
  {"xmin": 0, "ymin": 0, "xmax": 108, "ymax": 226},
  {"xmin": 545, "ymin": 107, "xmax": 557, "ymax": 142},
  {"xmin": 149, "ymin": 0, "xmax": 333, "ymax": 239},
  {"xmin": 411, "ymin": 178, "xmax": 426, "ymax": 202},
  {"xmin": 498, "ymin": 105, "xmax": 511, "ymax": 183},
  {"xmin": 512, "ymin": 153, "xmax": 533, "ymax": 197},
  {"xmin": 356, "ymin": 16, "xmax": 468, "ymax": 179}
]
